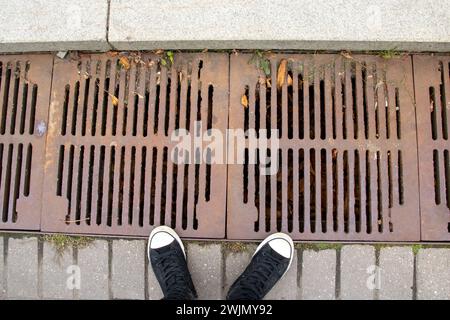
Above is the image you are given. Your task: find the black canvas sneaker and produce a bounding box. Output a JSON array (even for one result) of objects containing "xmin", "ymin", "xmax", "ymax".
[
  {"xmin": 148, "ymin": 226, "xmax": 197, "ymax": 300},
  {"xmin": 226, "ymin": 233, "xmax": 294, "ymax": 300}
]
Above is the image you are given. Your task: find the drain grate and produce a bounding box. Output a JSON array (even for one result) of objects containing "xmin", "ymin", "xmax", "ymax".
[
  {"xmin": 0, "ymin": 54, "xmax": 53, "ymax": 230},
  {"xmin": 413, "ymin": 55, "xmax": 450, "ymax": 241},
  {"xmin": 227, "ymin": 54, "xmax": 420, "ymax": 240},
  {"xmin": 41, "ymin": 53, "xmax": 229, "ymax": 238}
]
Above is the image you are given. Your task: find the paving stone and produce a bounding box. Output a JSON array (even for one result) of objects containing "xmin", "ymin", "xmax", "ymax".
[
  {"xmin": 7, "ymin": 237, "xmax": 38, "ymax": 298},
  {"xmin": 42, "ymin": 242, "xmax": 74, "ymax": 299},
  {"xmin": 0, "ymin": 0, "xmax": 110, "ymax": 52},
  {"xmin": 224, "ymin": 248, "xmax": 253, "ymax": 297},
  {"xmin": 0, "ymin": 238, "xmax": 4, "ymax": 298},
  {"xmin": 186, "ymin": 243, "xmax": 222, "ymax": 300},
  {"xmin": 340, "ymin": 245, "xmax": 376, "ymax": 300},
  {"xmin": 109, "ymin": 0, "xmax": 450, "ymax": 51},
  {"xmin": 78, "ymin": 240, "xmax": 109, "ymax": 300},
  {"xmin": 301, "ymin": 249, "xmax": 336, "ymax": 300},
  {"xmin": 417, "ymin": 248, "xmax": 450, "ymax": 300},
  {"xmin": 379, "ymin": 247, "xmax": 413, "ymax": 300},
  {"xmin": 112, "ymin": 240, "xmax": 145, "ymax": 299},
  {"xmin": 265, "ymin": 250, "xmax": 298, "ymax": 300}
]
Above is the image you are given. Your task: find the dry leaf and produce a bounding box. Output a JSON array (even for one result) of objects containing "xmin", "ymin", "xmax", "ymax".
[
  {"xmin": 111, "ymin": 95, "xmax": 119, "ymax": 106},
  {"xmin": 287, "ymin": 74, "xmax": 293, "ymax": 86},
  {"xmin": 266, "ymin": 78, "xmax": 272, "ymax": 88},
  {"xmin": 155, "ymin": 49, "xmax": 164, "ymax": 55},
  {"xmin": 119, "ymin": 56, "xmax": 130, "ymax": 70},
  {"xmin": 241, "ymin": 94, "xmax": 249, "ymax": 108},
  {"xmin": 341, "ymin": 51, "xmax": 353, "ymax": 60},
  {"xmin": 277, "ymin": 59, "xmax": 287, "ymax": 89},
  {"xmin": 107, "ymin": 51, "xmax": 119, "ymax": 57},
  {"xmin": 258, "ymin": 76, "xmax": 266, "ymax": 85},
  {"xmin": 179, "ymin": 71, "xmax": 183, "ymax": 82}
]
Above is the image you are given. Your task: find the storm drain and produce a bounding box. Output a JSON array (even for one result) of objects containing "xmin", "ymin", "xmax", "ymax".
[
  {"xmin": 1, "ymin": 52, "xmax": 448, "ymax": 241},
  {"xmin": 227, "ymin": 54, "xmax": 420, "ymax": 241},
  {"xmin": 40, "ymin": 53, "xmax": 229, "ymax": 238},
  {"xmin": 0, "ymin": 54, "xmax": 53, "ymax": 230},
  {"xmin": 414, "ymin": 55, "xmax": 450, "ymax": 241}
]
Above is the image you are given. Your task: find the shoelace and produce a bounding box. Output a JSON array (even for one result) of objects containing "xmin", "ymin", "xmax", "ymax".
[
  {"xmin": 155, "ymin": 249, "xmax": 192, "ymax": 299},
  {"xmin": 234, "ymin": 252, "xmax": 281, "ymax": 299}
]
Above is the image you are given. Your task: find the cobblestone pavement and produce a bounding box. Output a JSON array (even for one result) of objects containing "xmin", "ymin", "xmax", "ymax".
[{"xmin": 0, "ymin": 234, "xmax": 449, "ymax": 300}]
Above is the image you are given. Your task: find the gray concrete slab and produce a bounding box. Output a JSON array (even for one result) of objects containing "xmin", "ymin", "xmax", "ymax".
[
  {"xmin": 379, "ymin": 247, "xmax": 413, "ymax": 300},
  {"xmin": 42, "ymin": 242, "xmax": 74, "ymax": 299},
  {"xmin": 265, "ymin": 250, "xmax": 298, "ymax": 300},
  {"xmin": 7, "ymin": 237, "xmax": 38, "ymax": 298},
  {"xmin": 109, "ymin": 0, "xmax": 450, "ymax": 52},
  {"xmin": 77, "ymin": 240, "xmax": 109, "ymax": 300},
  {"xmin": 0, "ymin": 238, "xmax": 4, "ymax": 298},
  {"xmin": 340, "ymin": 245, "xmax": 376, "ymax": 300},
  {"xmin": 301, "ymin": 249, "xmax": 336, "ymax": 300},
  {"xmin": 417, "ymin": 249, "xmax": 450, "ymax": 300},
  {"xmin": 187, "ymin": 243, "xmax": 223, "ymax": 300},
  {"xmin": 224, "ymin": 248, "xmax": 253, "ymax": 297},
  {"xmin": 0, "ymin": 0, "xmax": 110, "ymax": 52},
  {"xmin": 112, "ymin": 240, "xmax": 145, "ymax": 299}
]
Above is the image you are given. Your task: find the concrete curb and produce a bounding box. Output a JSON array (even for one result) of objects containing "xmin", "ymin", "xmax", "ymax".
[{"xmin": 0, "ymin": 0, "xmax": 449, "ymax": 53}]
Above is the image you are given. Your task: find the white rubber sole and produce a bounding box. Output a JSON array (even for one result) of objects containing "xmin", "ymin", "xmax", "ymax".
[
  {"xmin": 253, "ymin": 232, "xmax": 294, "ymax": 279},
  {"xmin": 147, "ymin": 226, "xmax": 186, "ymax": 261}
]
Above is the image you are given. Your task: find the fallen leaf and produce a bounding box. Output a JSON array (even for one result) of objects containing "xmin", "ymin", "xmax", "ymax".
[
  {"xmin": 258, "ymin": 76, "xmax": 266, "ymax": 85},
  {"xmin": 155, "ymin": 49, "xmax": 164, "ymax": 55},
  {"xmin": 111, "ymin": 95, "xmax": 119, "ymax": 106},
  {"xmin": 287, "ymin": 74, "xmax": 293, "ymax": 86},
  {"xmin": 277, "ymin": 59, "xmax": 287, "ymax": 88},
  {"xmin": 341, "ymin": 51, "xmax": 353, "ymax": 60},
  {"xmin": 119, "ymin": 56, "xmax": 130, "ymax": 70},
  {"xmin": 166, "ymin": 51, "xmax": 174, "ymax": 64},
  {"xmin": 241, "ymin": 94, "xmax": 249, "ymax": 108},
  {"xmin": 266, "ymin": 78, "xmax": 272, "ymax": 88}
]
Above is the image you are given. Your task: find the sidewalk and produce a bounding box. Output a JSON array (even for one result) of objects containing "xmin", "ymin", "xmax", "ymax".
[
  {"xmin": 0, "ymin": 234, "xmax": 449, "ymax": 299},
  {"xmin": 1, "ymin": 0, "xmax": 449, "ymax": 52}
]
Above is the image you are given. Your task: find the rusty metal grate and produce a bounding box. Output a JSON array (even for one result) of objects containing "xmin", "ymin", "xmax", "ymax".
[
  {"xmin": 0, "ymin": 52, "xmax": 448, "ymax": 242},
  {"xmin": 41, "ymin": 53, "xmax": 229, "ymax": 238},
  {"xmin": 414, "ymin": 55, "xmax": 450, "ymax": 241},
  {"xmin": 227, "ymin": 54, "xmax": 420, "ymax": 241},
  {"xmin": 0, "ymin": 54, "xmax": 53, "ymax": 230}
]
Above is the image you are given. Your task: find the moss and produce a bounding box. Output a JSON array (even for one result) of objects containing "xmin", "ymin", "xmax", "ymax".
[
  {"xmin": 223, "ymin": 242, "xmax": 248, "ymax": 253},
  {"xmin": 411, "ymin": 244, "xmax": 423, "ymax": 255},
  {"xmin": 295, "ymin": 242, "xmax": 343, "ymax": 251},
  {"xmin": 41, "ymin": 234, "xmax": 94, "ymax": 255},
  {"xmin": 378, "ymin": 48, "xmax": 400, "ymax": 59}
]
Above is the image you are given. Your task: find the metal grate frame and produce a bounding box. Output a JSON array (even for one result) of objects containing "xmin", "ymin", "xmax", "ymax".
[
  {"xmin": 41, "ymin": 53, "xmax": 229, "ymax": 238},
  {"xmin": 0, "ymin": 54, "xmax": 53, "ymax": 230},
  {"xmin": 227, "ymin": 54, "xmax": 420, "ymax": 241},
  {"xmin": 414, "ymin": 55, "xmax": 450, "ymax": 241}
]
